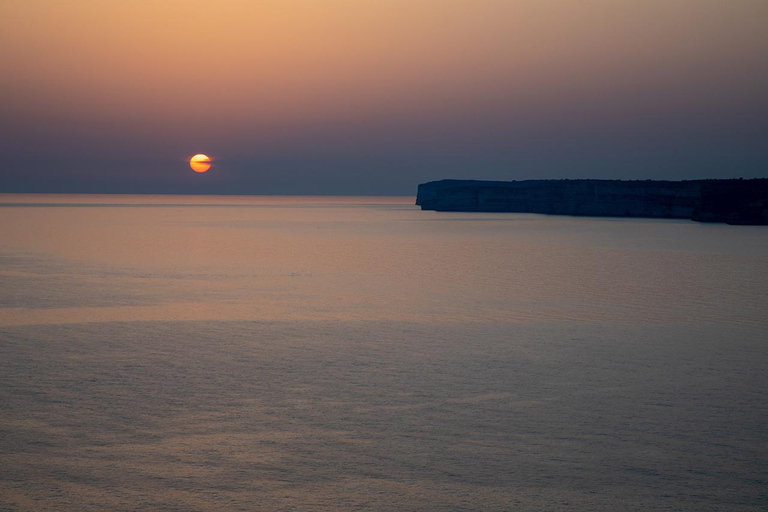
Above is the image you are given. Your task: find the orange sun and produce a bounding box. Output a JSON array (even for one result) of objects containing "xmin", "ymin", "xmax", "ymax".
[{"xmin": 190, "ymin": 154, "xmax": 211, "ymax": 173}]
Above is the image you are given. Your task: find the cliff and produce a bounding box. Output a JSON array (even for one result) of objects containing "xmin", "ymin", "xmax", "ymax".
[{"xmin": 416, "ymin": 179, "xmax": 768, "ymax": 225}]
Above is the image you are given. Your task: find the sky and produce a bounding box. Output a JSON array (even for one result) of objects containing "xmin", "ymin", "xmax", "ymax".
[{"xmin": 1, "ymin": 0, "xmax": 767, "ymax": 195}]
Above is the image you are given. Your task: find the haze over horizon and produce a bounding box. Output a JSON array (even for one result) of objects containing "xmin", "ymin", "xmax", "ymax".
[{"xmin": 2, "ymin": 0, "xmax": 767, "ymax": 195}]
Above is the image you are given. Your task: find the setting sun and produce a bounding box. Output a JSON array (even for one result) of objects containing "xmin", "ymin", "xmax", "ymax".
[{"xmin": 190, "ymin": 154, "xmax": 211, "ymax": 173}]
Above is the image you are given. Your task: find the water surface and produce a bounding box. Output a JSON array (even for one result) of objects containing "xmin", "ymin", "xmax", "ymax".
[{"xmin": 1, "ymin": 194, "xmax": 766, "ymax": 510}]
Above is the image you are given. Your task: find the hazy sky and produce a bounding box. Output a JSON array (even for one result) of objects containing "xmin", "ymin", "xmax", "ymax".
[{"xmin": 2, "ymin": 0, "xmax": 767, "ymax": 195}]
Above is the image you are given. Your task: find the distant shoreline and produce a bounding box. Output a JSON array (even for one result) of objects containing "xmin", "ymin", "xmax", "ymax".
[{"xmin": 416, "ymin": 178, "xmax": 768, "ymax": 225}]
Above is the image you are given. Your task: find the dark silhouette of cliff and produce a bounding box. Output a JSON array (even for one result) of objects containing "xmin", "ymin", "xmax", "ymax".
[{"xmin": 416, "ymin": 179, "xmax": 768, "ymax": 225}]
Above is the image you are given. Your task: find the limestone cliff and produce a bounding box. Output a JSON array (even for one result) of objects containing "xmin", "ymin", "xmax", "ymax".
[{"xmin": 416, "ymin": 179, "xmax": 768, "ymax": 225}]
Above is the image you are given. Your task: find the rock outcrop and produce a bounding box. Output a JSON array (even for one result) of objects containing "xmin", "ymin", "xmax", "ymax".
[{"xmin": 416, "ymin": 179, "xmax": 768, "ymax": 225}]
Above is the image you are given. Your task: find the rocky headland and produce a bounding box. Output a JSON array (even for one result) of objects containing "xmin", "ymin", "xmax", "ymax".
[{"xmin": 416, "ymin": 179, "xmax": 768, "ymax": 225}]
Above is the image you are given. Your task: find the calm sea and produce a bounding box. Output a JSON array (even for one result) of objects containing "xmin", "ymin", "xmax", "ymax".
[{"xmin": 1, "ymin": 194, "xmax": 766, "ymax": 511}]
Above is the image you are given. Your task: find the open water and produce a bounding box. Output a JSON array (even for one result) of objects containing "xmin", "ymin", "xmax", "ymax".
[{"xmin": 1, "ymin": 194, "xmax": 766, "ymax": 511}]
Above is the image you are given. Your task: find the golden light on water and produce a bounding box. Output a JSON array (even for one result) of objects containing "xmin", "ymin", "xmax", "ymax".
[{"xmin": 190, "ymin": 154, "xmax": 211, "ymax": 173}]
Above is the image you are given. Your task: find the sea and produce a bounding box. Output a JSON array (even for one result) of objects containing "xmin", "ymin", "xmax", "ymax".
[{"xmin": 1, "ymin": 194, "xmax": 766, "ymax": 511}]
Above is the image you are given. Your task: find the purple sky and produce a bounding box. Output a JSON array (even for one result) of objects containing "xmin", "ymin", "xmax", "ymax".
[{"xmin": 2, "ymin": 0, "xmax": 767, "ymax": 195}]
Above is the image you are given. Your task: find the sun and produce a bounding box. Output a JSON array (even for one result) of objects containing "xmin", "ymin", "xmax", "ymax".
[{"xmin": 190, "ymin": 154, "xmax": 211, "ymax": 173}]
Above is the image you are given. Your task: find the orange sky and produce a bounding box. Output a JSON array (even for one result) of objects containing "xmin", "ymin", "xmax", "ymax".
[
  {"xmin": 4, "ymin": 1, "xmax": 766, "ymax": 123},
  {"xmin": 1, "ymin": 0, "xmax": 767, "ymax": 193}
]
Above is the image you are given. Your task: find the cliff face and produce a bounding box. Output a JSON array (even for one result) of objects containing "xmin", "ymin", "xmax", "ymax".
[{"xmin": 416, "ymin": 179, "xmax": 768, "ymax": 225}]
